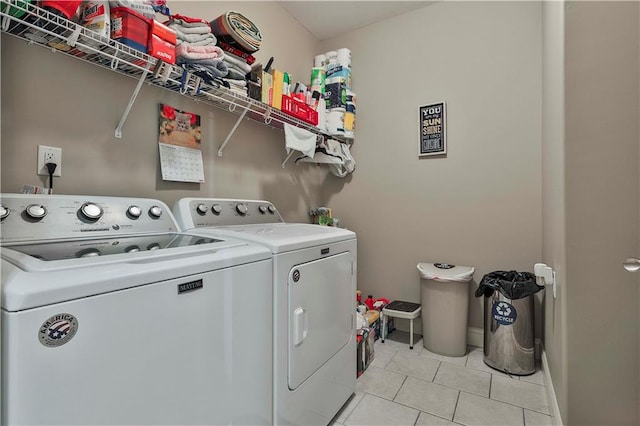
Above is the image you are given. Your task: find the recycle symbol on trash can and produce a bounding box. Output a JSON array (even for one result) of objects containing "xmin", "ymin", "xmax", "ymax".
[{"xmin": 496, "ymin": 302, "xmax": 511, "ymax": 316}]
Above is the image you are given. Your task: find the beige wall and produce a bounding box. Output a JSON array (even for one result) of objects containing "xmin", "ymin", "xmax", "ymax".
[
  {"xmin": 542, "ymin": 0, "xmax": 568, "ymax": 422},
  {"xmin": 564, "ymin": 2, "xmax": 639, "ymax": 424},
  {"xmin": 321, "ymin": 1, "xmax": 543, "ymax": 333},
  {"xmin": 1, "ymin": 1, "xmax": 325, "ymax": 222}
]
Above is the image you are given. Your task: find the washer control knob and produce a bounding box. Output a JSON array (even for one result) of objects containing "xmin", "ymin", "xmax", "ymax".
[
  {"xmin": 268, "ymin": 205, "xmax": 276, "ymax": 214},
  {"xmin": 147, "ymin": 243, "xmax": 161, "ymax": 250},
  {"xmin": 25, "ymin": 204, "xmax": 47, "ymax": 220},
  {"xmin": 149, "ymin": 206, "xmax": 163, "ymax": 218},
  {"xmin": 0, "ymin": 206, "xmax": 9, "ymax": 220},
  {"xmin": 258, "ymin": 205, "xmax": 268, "ymax": 214},
  {"xmin": 125, "ymin": 245, "xmax": 140, "ymax": 253},
  {"xmin": 80, "ymin": 202, "xmax": 103, "ymax": 221},
  {"xmin": 196, "ymin": 203, "xmax": 209, "ymax": 215},
  {"xmin": 76, "ymin": 248, "xmax": 101, "ymax": 258},
  {"xmin": 127, "ymin": 205, "xmax": 142, "ymax": 218},
  {"xmin": 212, "ymin": 204, "xmax": 222, "ymax": 215},
  {"xmin": 235, "ymin": 203, "xmax": 248, "ymax": 215}
]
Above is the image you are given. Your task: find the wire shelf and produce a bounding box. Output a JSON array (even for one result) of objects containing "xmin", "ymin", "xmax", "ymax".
[{"xmin": 0, "ymin": 0, "xmax": 350, "ymax": 152}]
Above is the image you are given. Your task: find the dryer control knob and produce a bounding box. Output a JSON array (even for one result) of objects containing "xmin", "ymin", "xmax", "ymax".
[
  {"xmin": 149, "ymin": 206, "xmax": 163, "ymax": 218},
  {"xmin": 127, "ymin": 205, "xmax": 142, "ymax": 218},
  {"xmin": 196, "ymin": 203, "xmax": 209, "ymax": 215},
  {"xmin": 0, "ymin": 205, "xmax": 9, "ymax": 220},
  {"xmin": 80, "ymin": 202, "xmax": 103, "ymax": 221},
  {"xmin": 268, "ymin": 205, "xmax": 276, "ymax": 214},
  {"xmin": 258, "ymin": 205, "xmax": 268, "ymax": 214},
  {"xmin": 125, "ymin": 245, "xmax": 140, "ymax": 253},
  {"xmin": 236, "ymin": 203, "xmax": 248, "ymax": 215},
  {"xmin": 212, "ymin": 204, "xmax": 222, "ymax": 215},
  {"xmin": 25, "ymin": 204, "xmax": 47, "ymax": 220}
]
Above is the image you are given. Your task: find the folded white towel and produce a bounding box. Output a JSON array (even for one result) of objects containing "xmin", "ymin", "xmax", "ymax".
[{"xmin": 284, "ymin": 124, "xmax": 317, "ymax": 158}]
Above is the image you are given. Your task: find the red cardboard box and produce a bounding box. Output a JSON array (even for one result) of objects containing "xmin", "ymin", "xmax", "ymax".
[
  {"xmin": 148, "ymin": 20, "xmax": 176, "ymax": 64},
  {"xmin": 111, "ymin": 7, "xmax": 150, "ymax": 53}
]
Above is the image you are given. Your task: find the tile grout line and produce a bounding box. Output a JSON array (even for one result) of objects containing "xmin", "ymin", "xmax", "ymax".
[
  {"xmin": 451, "ymin": 389, "xmax": 461, "ymax": 423},
  {"xmin": 391, "ymin": 374, "xmax": 409, "ymax": 401}
]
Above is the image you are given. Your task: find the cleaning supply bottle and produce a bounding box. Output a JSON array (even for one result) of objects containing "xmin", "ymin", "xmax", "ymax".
[{"xmin": 365, "ymin": 295, "xmax": 375, "ymax": 310}]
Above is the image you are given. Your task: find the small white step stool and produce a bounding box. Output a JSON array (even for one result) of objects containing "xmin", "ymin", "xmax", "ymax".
[{"xmin": 382, "ymin": 301, "xmax": 422, "ymax": 349}]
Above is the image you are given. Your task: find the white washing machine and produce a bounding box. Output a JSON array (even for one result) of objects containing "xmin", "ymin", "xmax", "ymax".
[
  {"xmin": 173, "ymin": 198, "xmax": 357, "ymax": 426},
  {"xmin": 0, "ymin": 194, "xmax": 273, "ymax": 425}
]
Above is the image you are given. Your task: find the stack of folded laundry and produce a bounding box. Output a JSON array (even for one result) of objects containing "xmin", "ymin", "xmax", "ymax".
[
  {"xmin": 210, "ymin": 11, "xmax": 262, "ymax": 96},
  {"xmin": 166, "ymin": 14, "xmax": 227, "ymax": 86}
]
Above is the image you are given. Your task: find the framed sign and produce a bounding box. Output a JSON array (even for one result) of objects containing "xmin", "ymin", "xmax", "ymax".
[{"xmin": 419, "ymin": 102, "xmax": 446, "ymax": 157}]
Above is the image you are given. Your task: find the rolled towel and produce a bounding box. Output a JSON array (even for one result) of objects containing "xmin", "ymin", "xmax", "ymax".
[{"xmin": 210, "ymin": 11, "xmax": 262, "ymax": 53}]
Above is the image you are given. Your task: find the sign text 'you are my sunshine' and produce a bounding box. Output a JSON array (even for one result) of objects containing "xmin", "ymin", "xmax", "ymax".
[{"xmin": 419, "ymin": 102, "xmax": 446, "ymax": 157}]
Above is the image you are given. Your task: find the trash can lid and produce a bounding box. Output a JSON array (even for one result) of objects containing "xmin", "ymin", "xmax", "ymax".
[{"xmin": 417, "ymin": 263, "xmax": 475, "ymax": 282}]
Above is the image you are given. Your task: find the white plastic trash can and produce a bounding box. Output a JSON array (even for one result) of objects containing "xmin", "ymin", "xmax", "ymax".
[{"xmin": 417, "ymin": 262, "xmax": 475, "ymax": 356}]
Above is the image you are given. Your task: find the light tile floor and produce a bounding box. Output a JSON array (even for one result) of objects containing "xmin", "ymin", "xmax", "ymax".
[{"xmin": 332, "ymin": 332, "xmax": 552, "ymax": 426}]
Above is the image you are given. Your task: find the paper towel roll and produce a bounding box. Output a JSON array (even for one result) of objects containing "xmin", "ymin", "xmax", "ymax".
[
  {"xmin": 327, "ymin": 107, "xmax": 345, "ymax": 136},
  {"xmin": 316, "ymin": 101, "xmax": 327, "ymax": 131},
  {"xmin": 337, "ymin": 48, "xmax": 351, "ymax": 68}
]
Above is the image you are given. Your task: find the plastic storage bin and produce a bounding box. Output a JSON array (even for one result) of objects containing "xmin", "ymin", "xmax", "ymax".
[
  {"xmin": 417, "ymin": 262, "xmax": 475, "ymax": 356},
  {"xmin": 476, "ymin": 270, "xmax": 543, "ymax": 375}
]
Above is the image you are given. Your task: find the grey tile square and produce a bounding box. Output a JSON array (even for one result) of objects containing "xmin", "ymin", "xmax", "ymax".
[
  {"xmin": 465, "ymin": 347, "xmax": 516, "ymax": 378},
  {"xmin": 356, "ymin": 365, "xmax": 406, "ymax": 400},
  {"xmin": 345, "ymin": 393, "xmax": 419, "ymax": 426},
  {"xmin": 421, "ymin": 347, "xmax": 469, "ymax": 366},
  {"xmin": 454, "ymin": 392, "xmax": 524, "ymax": 426},
  {"xmin": 370, "ymin": 342, "xmax": 397, "ymax": 369},
  {"xmin": 519, "ymin": 368, "xmax": 545, "ymax": 386},
  {"xmin": 491, "ymin": 376, "xmax": 550, "ymax": 415},
  {"xmin": 434, "ymin": 362, "xmax": 491, "ymax": 397},
  {"xmin": 386, "ymin": 350, "xmax": 441, "ymax": 382},
  {"xmin": 524, "ymin": 409, "xmax": 553, "ymax": 426},
  {"xmin": 394, "ymin": 376, "xmax": 459, "ymax": 420},
  {"xmin": 335, "ymin": 391, "xmax": 365, "ymax": 424},
  {"xmin": 380, "ymin": 331, "xmax": 424, "ymax": 354},
  {"xmin": 416, "ymin": 411, "xmax": 457, "ymax": 425}
]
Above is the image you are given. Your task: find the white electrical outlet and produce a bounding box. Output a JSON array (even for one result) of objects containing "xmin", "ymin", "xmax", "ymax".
[{"xmin": 37, "ymin": 145, "xmax": 62, "ymax": 177}]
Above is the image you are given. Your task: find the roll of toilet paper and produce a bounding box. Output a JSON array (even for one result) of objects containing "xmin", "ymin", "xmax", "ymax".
[
  {"xmin": 327, "ymin": 107, "xmax": 345, "ymax": 136},
  {"xmin": 314, "ymin": 54, "xmax": 327, "ymax": 69},
  {"xmin": 337, "ymin": 48, "xmax": 351, "ymax": 68}
]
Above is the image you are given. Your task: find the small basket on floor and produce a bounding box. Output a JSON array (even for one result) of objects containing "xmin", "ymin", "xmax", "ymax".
[{"xmin": 381, "ymin": 301, "xmax": 422, "ymax": 349}]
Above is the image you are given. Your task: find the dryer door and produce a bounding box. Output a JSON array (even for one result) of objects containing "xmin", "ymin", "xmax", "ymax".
[{"xmin": 288, "ymin": 252, "xmax": 354, "ymax": 390}]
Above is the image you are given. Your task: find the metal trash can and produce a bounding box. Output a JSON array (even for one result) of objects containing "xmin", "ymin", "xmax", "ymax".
[
  {"xmin": 417, "ymin": 262, "xmax": 475, "ymax": 357},
  {"xmin": 475, "ymin": 271, "xmax": 544, "ymax": 375}
]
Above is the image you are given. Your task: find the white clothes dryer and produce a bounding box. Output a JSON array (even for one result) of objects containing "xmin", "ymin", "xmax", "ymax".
[
  {"xmin": 173, "ymin": 198, "xmax": 357, "ymax": 426},
  {"xmin": 0, "ymin": 194, "xmax": 273, "ymax": 425}
]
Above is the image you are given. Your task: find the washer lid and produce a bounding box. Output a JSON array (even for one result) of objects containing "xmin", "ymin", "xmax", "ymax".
[{"xmin": 417, "ymin": 263, "xmax": 475, "ymax": 282}]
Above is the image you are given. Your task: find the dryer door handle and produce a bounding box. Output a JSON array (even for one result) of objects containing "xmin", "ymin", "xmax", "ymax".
[{"xmin": 293, "ymin": 307, "xmax": 308, "ymax": 346}]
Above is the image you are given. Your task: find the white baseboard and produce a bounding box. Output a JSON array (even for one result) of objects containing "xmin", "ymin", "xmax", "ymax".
[
  {"xmin": 467, "ymin": 327, "xmax": 483, "ymax": 348},
  {"xmin": 541, "ymin": 349, "xmax": 563, "ymax": 425}
]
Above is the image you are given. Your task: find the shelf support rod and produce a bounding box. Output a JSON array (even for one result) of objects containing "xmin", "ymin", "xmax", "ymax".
[
  {"xmin": 281, "ymin": 150, "xmax": 295, "ymax": 168},
  {"xmin": 217, "ymin": 105, "xmax": 249, "ymax": 157},
  {"xmin": 114, "ymin": 62, "xmax": 152, "ymax": 139}
]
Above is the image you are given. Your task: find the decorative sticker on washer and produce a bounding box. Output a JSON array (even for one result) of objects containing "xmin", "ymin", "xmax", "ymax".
[
  {"xmin": 38, "ymin": 313, "xmax": 79, "ymax": 347},
  {"xmin": 492, "ymin": 301, "xmax": 517, "ymax": 325},
  {"xmin": 292, "ymin": 269, "xmax": 300, "ymax": 282}
]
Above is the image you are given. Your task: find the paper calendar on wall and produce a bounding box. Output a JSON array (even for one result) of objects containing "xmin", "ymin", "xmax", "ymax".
[{"xmin": 158, "ymin": 104, "xmax": 205, "ymax": 183}]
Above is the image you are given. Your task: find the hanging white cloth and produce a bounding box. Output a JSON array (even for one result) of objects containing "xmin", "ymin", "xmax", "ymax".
[{"xmin": 284, "ymin": 123, "xmax": 316, "ymax": 158}]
